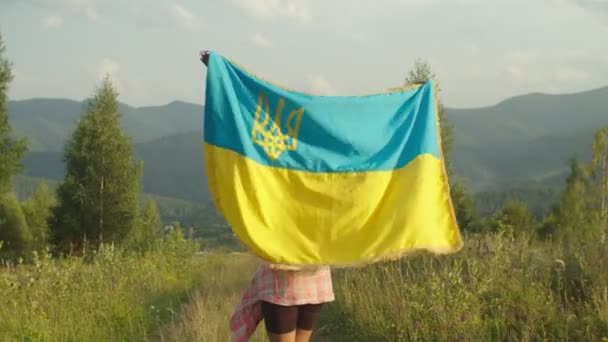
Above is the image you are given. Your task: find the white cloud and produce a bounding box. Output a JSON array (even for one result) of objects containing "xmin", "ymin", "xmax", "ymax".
[
  {"xmin": 96, "ymin": 58, "xmax": 120, "ymax": 81},
  {"xmin": 170, "ymin": 4, "xmax": 201, "ymax": 31},
  {"xmin": 307, "ymin": 75, "xmax": 337, "ymax": 95},
  {"xmin": 65, "ymin": 0, "xmax": 89, "ymax": 9},
  {"xmin": 85, "ymin": 58, "xmax": 155, "ymax": 104},
  {"xmin": 555, "ymin": 67, "xmax": 590, "ymax": 82},
  {"xmin": 251, "ymin": 33, "xmax": 273, "ymax": 47},
  {"xmin": 94, "ymin": 58, "xmax": 125, "ymax": 94},
  {"xmin": 396, "ymin": 0, "xmax": 439, "ymax": 5},
  {"xmin": 501, "ymin": 49, "xmax": 548, "ymax": 84},
  {"xmin": 64, "ymin": 0, "xmax": 100, "ymax": 22},
  {"xmin": 84, "ymin": 7, "xmax": 100, "ymax": 22},
  {"xmin": 72, "ymin": 6, "xmax": 101, "ymax": 23},
  {"xmin": 12, "ymin": 69, "xmax": 31, "ymax": 82},
  {"xmin": 566, "ymin": 49, "xmax": 590, "ymax": 60},
  {"xmin": 502, "ymin": 47, "xmax": 595, "ymax": 86},
  {"xmin": 506, "ymin": 49, "xmax": 540, "ymax": 64},
  {"xmin": 43, "ymin": 15, "xmax": 64, "ymax": 28},
  {"xmin": 504, "ymin": 65, "xmax": 544, "ymax": 84},
  {"xmin": 505, "ymin": 65, "xmax": 524, "ymax": 81},
  {"xmin": 571, "ymin": 0, "xmax": 608, "ymax": 13},
  {"xmin": 25, "ymin": 0, "xmax": 101, "ymax": 23},
  {"xmin": 235, "ymin": 0, "xmax": 311, "ymax": 22},
  {"xmin": 457, "ymin": 0, "xmax": 483, "ymax": 5},
  {"xmin": 470, "ymin": 44, "xmax": 480, "ymax": 55}
]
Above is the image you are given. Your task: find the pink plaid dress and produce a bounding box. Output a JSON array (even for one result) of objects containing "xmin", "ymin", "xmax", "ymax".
[{"xmin": 229, "ymin": 264, "xmax": 334, "ymax": 341}]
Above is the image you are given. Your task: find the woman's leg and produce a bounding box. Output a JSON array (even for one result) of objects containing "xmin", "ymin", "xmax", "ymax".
[
  {"xmin": 295, "ymin": 303, "xmax": 324, "ymax": 342},
  {"xmin": 261, "ymin": 301, "xmax": 298, "ymax": 342}
]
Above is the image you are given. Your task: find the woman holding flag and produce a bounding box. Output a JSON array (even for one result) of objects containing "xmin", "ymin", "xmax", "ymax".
[
  {"xmin": 201, "ymin": 50, "xmax": 334, "ymax": 342},
  {"xmin": 200, "ymin": 47, "xmax": 462, "ymax": 341}
]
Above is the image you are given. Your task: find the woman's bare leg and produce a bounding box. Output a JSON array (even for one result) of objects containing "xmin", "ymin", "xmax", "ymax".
[
  {"xmin": 267, "ymin": 331, "xmax": 296, "ymax": 342},
  {"xmin": 295, "ymin": 329, "xmax": 313, "ymax": 342}
]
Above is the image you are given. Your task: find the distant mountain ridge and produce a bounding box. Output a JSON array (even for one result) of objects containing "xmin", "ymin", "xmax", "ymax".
[
  {"xmin": 8, "ymin": 98, "xmax": 203, "ymax": 151},
  {"xmin": 9, "ymin": 85, "xmax": 608, "ymax": 203},
  {"xmin": 22, "ymin": 131, "xmax": 209, "ymax": 203},
  {"xmin": 449, "ymin": 86, "xmax": 608, "ymax": 190}
]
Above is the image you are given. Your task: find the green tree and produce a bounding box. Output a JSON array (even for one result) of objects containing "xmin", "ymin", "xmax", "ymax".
[
  {"xmin": 126, "ymin": 197, "xmax": 162, "ymax": 252},
  {"xmin": 554, "ymin": 157, "xmax": 590, "ymax": 243},
  {"xmin": 490, "ymin": 200, "xmax": 537, "ymax": 236},
  {"xmin": 405, "ymin": 60, "xmax": 479, "ymax": 232},
  {"xmin": 449, "ymin": 180, "xmax": 481, "ymax": 232},
  {"xmin": 51, "ymin": 77, "xmax": 142, "ymax": 251},
  {"xmin": 405, "ymin": 59, "xmax": 454, "ymax": 170},
  {"xmin": 21, "ymin": 183, "xmax": 55, "ymax": 252},
  {"xmin": 551, "ymin": 127, "xmax": 608, "ymax": 244},
  {"xmin": 0, "ymin": 194, "xmax": 31, "ymax": 259},
  {"xmin": 160, "ymin": 222, "xmax": 199, "ymax": 257},
  {"xmin": 0, "ymin": 33, "xmax": 27, "ymax": 194},
  {"xmin": 589, "ymin": 126, "xmax": 608, "ymax": 234}
]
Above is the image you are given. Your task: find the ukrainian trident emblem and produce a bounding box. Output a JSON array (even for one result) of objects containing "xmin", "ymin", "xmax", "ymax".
[{"xmin": 251, "ymin": 93, "xmax": 304, "ymax": 160}]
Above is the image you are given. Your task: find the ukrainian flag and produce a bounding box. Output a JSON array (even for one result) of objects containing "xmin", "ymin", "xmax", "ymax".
[{"xmin": 203, "ymin": 52, "xmax": 463, "ymax": 267}]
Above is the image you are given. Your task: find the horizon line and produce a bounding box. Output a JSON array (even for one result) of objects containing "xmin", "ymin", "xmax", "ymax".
[{"xmin": 7, "ymin": 83, "xmax": 608, "ymax": 111}]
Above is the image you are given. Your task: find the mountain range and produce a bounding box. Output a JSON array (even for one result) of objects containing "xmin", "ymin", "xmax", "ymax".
[
  {"xmin": 8, "ymin": 85, "xmax": 608, "ymax": 210},
  {"xmin": 450, "ymin": 86, "xmax": 608, "ymax": 190}
]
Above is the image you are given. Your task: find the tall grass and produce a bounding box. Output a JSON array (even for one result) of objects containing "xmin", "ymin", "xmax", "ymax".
[
  {"xmin": 320, "ymin": 233, "xmax": 608, "ymax": 341},
  {"xmin": 1, "ymin": 232, "xmax": 606, "ymax": 341},
  {"xmin": 0, "ymin": 241, "xmax": 259, "ymax": 341},
  {"xmin": 155, "ymin": 252, "xmax": 267, "ymax": 342}
]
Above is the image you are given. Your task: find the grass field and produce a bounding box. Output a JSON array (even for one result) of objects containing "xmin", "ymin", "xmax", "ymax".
[
  {"xmin": 1, "ymin": 233, "xmax": 607, "ymax": 341},
  {"xmin": 0, "ymin": 241, "xmax": 264, "ymax": 342},
  {"xmin": 321, "ymin": 234, "xmax": 608, "ymax": 341}
]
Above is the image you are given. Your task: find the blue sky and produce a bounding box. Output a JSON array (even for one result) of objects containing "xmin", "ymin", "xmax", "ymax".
[{"xmin": 1, "ymin": 0, "xmax": 607, "ymax": 108}]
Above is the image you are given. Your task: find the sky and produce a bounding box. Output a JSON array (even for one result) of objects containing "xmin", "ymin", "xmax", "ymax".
[{"xmin": 1, "ymin": 0, "xmax": 607, "ymax": 108}]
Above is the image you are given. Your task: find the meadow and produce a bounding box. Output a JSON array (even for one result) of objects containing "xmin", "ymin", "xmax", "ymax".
[
  {"xmin": 1, "ymin": 231, "xmax": 606, "ymax": 342},
  {"xmin": 0, "ymin": 235, "xmax": 262, "ymax": 342}
]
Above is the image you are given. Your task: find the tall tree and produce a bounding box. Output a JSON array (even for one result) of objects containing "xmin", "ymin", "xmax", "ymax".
[
  {"xmin": 0, "ymin": 194, "xmax": 31, "ymax": 259},
  {"xmin": 590, "ymin": 126, "xmax": 608, "ymax": 232},
  {"xmin": 552, "ymin": 127, "xmax": 608, "ymax": 243},
  {"xmin": 51, "ymin": 77, "xmax": 142, "ymax": 251},
  {"xmin": 404, "ymin": 60, "xmax": 479, "ymax": 231},
  {"xmin": 555, "ymin": 157, "xmax": 589, "ymax": 242},
  {"xmin": 0, "ymin": 33, "xmax": 27, "ymax": 194},
  {"xmin": 490, "ymin": 200, "xmax": 537, "ymax": 236},
  {"xmin": 21, "ymin": 183, "xmax": 55, "ymax": 252},
  {"xmin": 126, "ymin": 197, "xmax": 162, "ymax": 252}
]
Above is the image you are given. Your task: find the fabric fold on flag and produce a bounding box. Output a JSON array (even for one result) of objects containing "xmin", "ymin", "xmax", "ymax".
[{"xmin": 202, "ymin": 51, "xmax": 463, "ymax": 268}]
